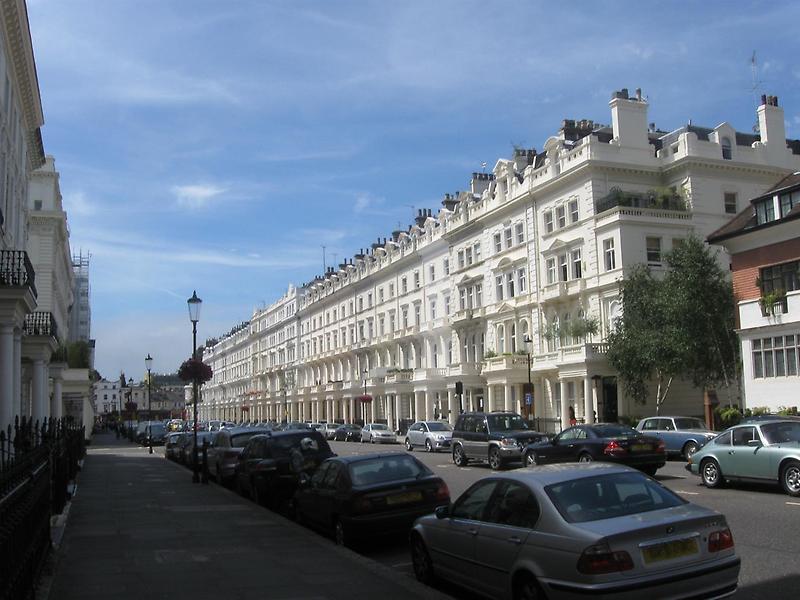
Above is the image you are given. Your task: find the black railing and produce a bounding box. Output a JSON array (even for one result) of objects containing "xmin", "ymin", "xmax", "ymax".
[
  {"xmin": 595, "ymin": 187, "xmax": 688, "ymax": 214},
  {"xmin": 23, "ymin": 312, "xmax": 58, "ymax": 339},
  {"xmin": 0, "ymin": 416, "xmax": 85, "ymax": 600},
  {"xmin": 0, "ymin": 250, "xmax": 37, "ymax": 298}
]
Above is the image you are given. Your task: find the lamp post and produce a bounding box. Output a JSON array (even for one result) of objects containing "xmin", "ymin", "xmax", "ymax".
[
  {"xmin": 126, "ymin": 377, "xmax": 134, "ymax": 440},
  {"xmin": 187, "ymin": 290, "xmax": 202, "ymax": 483},
  {"xmin": 362, "ymin": 369, "xmax": 368, "ymax": 423},
  {"xmin": 145, "ymin": 353, "xmax": 153, "ymax": 454},
  {"xmin": 523, "ymin": 335, "xmax": 533, "ymax": 422}
]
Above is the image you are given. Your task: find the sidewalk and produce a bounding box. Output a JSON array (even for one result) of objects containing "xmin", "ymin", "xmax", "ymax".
[{"xmin": 47, "ymin": 433, "xmax": 449, "ymax": 600}]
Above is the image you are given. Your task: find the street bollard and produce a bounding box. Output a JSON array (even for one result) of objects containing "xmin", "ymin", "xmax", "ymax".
[{"xmin": 201, "ymin": 439, "xmax": 209, "ymax": 484}]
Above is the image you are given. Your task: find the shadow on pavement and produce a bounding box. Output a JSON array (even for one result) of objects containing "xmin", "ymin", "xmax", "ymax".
[{"xmin": 736, "ymin": 574, "xmax": 800, "ymax": 599}]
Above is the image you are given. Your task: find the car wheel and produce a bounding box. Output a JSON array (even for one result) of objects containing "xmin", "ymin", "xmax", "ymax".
[
  {"xmin": 642, "ymin": 466, "xmax": 659, "ymax": 477},
  {"xmin": 410, "ymin": 534, "xmax": 436, "ymax": 585},
  {"xmin": 334, "ymin": 518, "xmax": 349, "ymax": 548},
  {"xmin": 488, "ymin": 447, "xmax": 503, "ymax": 471},
  {"xmin": 452, "ymin": 444, "xmax": 468, "ymax": 467},
  {"xmin": 405, "ymin": 438, "xmax": 413, "ymax": 451},
  {"xmin": 513, "ymin": 572, "xmax": 545, "ymax": 600},
  {"xmin": 525, "ymin": 450, "xmax": 539, "ymax": 467},
  {"xmin": 701, "ymin": 458, "xmax": 724, "ymax": 489},
  {"xmin": 781, "ymin": 460, "xmax": 800, "ymax": 497},
  {"xmin": 683, "ymin": 441, "xmax": 699, "ymax": 459},
  {"xmin": 425, "ymin": 439, "xmax": 434, "ymax": 453},
  {"xmin": 578, "ymin": 452, "xmax": 593, "ymax": 463},
  {"xmin": 370, "ymin": 437, "xmax": 375, "ymax": 444}
]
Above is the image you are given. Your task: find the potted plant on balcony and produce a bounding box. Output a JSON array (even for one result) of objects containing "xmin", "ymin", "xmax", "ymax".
[
  {"xmin": 482, "ymin": 350, "xmax": 497, "ymax": 359},
  {"xmin": 759, "ymin": 288, "xmax": 786, "ymax": 317}
]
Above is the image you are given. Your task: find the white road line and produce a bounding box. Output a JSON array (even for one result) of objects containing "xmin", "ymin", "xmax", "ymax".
[
  {"xmin": 675, "ymin": 490, "xmax": 700, "ymax": 495},
  {"xmin": 786, "ymin": 501, "xmax": 800, "ymax": 506}
]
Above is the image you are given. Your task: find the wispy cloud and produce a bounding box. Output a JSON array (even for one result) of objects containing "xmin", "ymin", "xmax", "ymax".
[
  {"xmin": 171, "ymin": 184, "xmax": 227, "ymax": 209},
  {"xmin": 62, "ymin": 191, "xmax": 96, "ymax": 216}
]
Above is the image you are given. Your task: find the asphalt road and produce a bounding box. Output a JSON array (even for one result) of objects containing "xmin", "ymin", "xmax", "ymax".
[{"xmin": 327, "ymin": 440, "xmax": 800, "ymax": 600}]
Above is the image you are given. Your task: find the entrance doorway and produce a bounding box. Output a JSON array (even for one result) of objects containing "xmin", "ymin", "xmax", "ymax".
[{"xmin": 602, "ymin": 377, "xmax": 618, "ymax": 423}]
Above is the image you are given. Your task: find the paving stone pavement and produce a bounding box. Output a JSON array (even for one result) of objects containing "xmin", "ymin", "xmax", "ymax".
[{"xmin": 47, "ymin": 433, "xmax": 449, "ymax": 600}]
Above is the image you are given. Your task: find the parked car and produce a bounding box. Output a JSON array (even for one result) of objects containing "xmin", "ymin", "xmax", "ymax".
[
  {"xmin": 636, "ymin": 416, "xmax": 717, "ymax": 458},
  {"xmin": 740, "ymin": 413, "xmax": 800, "ymax": 424},
  {"xmin": 310, "ymin": 422, "xmax": 325, "ymax": 433},
  {"xmin": 688, "ymin": 419, "xmax": 800, "ymax": 497},
  {"xmin": 284, "ymin": 421, "xmax": 313, "ymax": 431},
  {"xmin": 164, "ymin": 432, "xmax": 187, "ymax": 460},
  {"xmin": 361, "ymin": 423, "xmax": 396, "ymax": 444},
  {"xmin": 293, "ymin": 453, "xmax": 449, "ymax": 547},
  {"xmin": 143, "ymin": 422, "xmax": 167, "ymax": 446},
  {"xmin": 451, "ymin": 412, "xmax": 548, "ymax": 470},
  {"xmin": 135, "ymin": 421, "xmax": 149, "ymax": 443},
  {"xmin": 233, "ymin": 430, "xmax": 335, "ymax": 509},
  {"xmin": 410, "ymin": 463, "xmax": 740, "ymax": 600},
  {"xmin": 180, "ymin": 431, "xmax": 214, "ymax": 466},
  {"xmin": 208, "ymin": 427, "xmax": 267, "ymax": 485},
  {"xmin": 333, "ymin": 423, "xmax": 362, "ymax": 442},
  {"xmin": 405, "ymin": 421, "xmax": 452, "ymax": 452},
  {"xmin": 524, "ymin": 424, "xmax": 666, "ymax": 476},
  {"xmin": 323, "ymin": 422, "xmax": 340, "ymax": 440}
]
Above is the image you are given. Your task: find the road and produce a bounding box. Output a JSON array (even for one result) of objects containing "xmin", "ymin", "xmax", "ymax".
[{"xmin": 327, "ymin": 440, "xmax": 800, "ymax": 599}]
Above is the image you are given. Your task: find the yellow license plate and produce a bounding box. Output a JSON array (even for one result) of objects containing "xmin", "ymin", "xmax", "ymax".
[
  {"xmin": 631, "ymin": 444, "xmax": 650, "ymax": 452},
  {"xmin": 642, "ymin": 538, "xmax": 699, "ymax": 564},
  {"xmin": 386, "ymin": 491, "xmax": 422, "ymax": 505}
]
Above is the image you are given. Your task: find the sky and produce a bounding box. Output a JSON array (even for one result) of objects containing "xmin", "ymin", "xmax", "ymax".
[{"xmin": 25, "ymin": 0, "xmax": 800, "ymax": 382}]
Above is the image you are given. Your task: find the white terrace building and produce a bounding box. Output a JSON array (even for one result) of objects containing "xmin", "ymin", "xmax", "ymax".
[{"xmin": 201, "ymin": 89, "xmax": 800, "ymax": 432}]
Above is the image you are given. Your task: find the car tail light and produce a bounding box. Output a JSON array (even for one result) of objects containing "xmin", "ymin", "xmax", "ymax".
[
  {"xmin": 435, "ymin": 481, "xmax": 450, "ymax": 502},
  {"xmin": 603, "ymin": 440, "xmax": 626, "ymax": 456},
  {"xmin": 577, "ymin": 543, "xmax": 634, "ymax": 574},
  {"xmin": 708, "ymin": 528, "xmax": 734, "ymax": 552},
  {"xmin": 655, "ymin": 440, "xmax": 666, "ymax": 453}
]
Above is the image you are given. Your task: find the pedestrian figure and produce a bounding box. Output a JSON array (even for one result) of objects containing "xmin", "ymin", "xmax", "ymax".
[{"xmin": 569, "ymin": 406, "xmax": 577, "ymax": 427}]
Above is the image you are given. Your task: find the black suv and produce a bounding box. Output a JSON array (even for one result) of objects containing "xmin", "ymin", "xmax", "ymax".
[
  {"xmin": 233, "ymin": 430, "xmax": 335, "ymax": 510},
  {"xmin": 451, "ymin": 412, "xmax": 547, "ymax": 470}
]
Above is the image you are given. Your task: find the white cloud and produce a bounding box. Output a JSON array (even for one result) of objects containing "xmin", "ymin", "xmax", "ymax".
[
  {"xmin": 62, "ymin": 191, "xmax": 96, "ymax": 216},
  {"xmin": 171, "ymin": 184, "xmax": 227, "ymax": 208}
]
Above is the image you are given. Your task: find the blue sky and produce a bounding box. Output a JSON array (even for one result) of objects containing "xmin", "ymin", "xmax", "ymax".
[{"xmin": 26, "ymin": 0, "xmax": 800, "ymax": 381}]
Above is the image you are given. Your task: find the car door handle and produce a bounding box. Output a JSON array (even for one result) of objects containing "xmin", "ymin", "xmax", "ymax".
[
  {"xmin": 468, "ymin": 528, "xmax": 478, "ymax": 536},
  {"xmin": 508, "ymin": 536, "xmax": 522, "ymax": 544},
  {"xmin": 728, "ymin": 451, "xmax": 735, "ymax": 455}
]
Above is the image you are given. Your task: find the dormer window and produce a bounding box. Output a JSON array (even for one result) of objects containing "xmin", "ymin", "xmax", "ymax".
[
  {"xmin": 721, "ymin": 137, "xmax": 732, "ymax": 160},
  {"xmin": 755, "ymin": 198, "xmax": 776, "ymax": 225}
]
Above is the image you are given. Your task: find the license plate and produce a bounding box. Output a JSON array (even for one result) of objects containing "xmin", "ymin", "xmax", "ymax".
[
  {"xmin": 631, "ymin": 444, "xmax": 650, "ymax": 452},
  {"xmin": 386, "ymin": 491, "xmax": 422, "ymax": 505},
  {"xmin": 642, "ymin": 538, "xmax": 699, "ymax": 564}
]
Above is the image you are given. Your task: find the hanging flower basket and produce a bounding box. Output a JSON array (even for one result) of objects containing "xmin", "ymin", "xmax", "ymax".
[
  {"xmin": 356, "ymin": 394, "xmax": 373, "ymax": 403},
  {"xmin": 178, "ymin": 358, "xmax": 213, "ymax": 384}
]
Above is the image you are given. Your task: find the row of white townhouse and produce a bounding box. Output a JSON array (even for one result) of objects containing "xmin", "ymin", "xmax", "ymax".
[{"xmin": 199, "ymin": 89, "xmax": 800, "ymax": 432}]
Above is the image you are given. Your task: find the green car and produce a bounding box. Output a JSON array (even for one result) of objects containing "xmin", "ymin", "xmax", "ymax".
[{"xmin": 687, "ymin": 420, "xmax": 800, "ymax": 497}]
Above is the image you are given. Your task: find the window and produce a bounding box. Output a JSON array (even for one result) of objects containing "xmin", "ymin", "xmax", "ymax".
[
  {"xmin": 460, "ymin": 288, "xmax": 468, "ymax": 310},
  {"xmin": 33, "ymin": 200, "xmax": 42, "ymax": 210},
  {"xmin": 497, "ymin": 325, "xmax": 505, "ymax": 353},
  {"xmin": 496, "ymin": 275, "xmax": 504, "ymax": 301},
  {"xmin": 465, "ymin": 246, "xmax": 473, "ymax": 266},
  {"xmin": 760, "ymin": 261, "xmax": 799, "ymax": 315},
  {"xmin": 507, "ymin": 273, "xmax": 515, "ymax": 298},
  {"xmin": 780, "ymin": 190, "xmax": 800, "ymax": 217},
  {"xmin": 378, "ymin": 287, "xmax": 384, "ymax": 303},
  {"xmin": 414, "ymin": 304, "xmax": 421, "ymax": 326},
  {"xmin": 458, "ymin": 250, "xmax": 465, "ymax": 269},
  {"xmin": 571, "ymin": 248, "xmax": 582, "ymax": 279},
  {"xmin": 474, "ymin": 242, "xmax": 481, "ymax": 262},
  {"xmin": 721, "ymin": 136, "xmax": 732, "ymax": 160},
  {"xmin": 494, "ymin": 232, "xmax": 502, "ymax": 253},
  {"xmin": 475, "ymin": 283, "xmax": 482, "ymax": 307},
  {"xmin": 752, "ymin": 334, "xmax": 799, "ymax": 379},
  {"xmin": 567, "ymin": 199, "xmax": 579, "ymax": 223},
  {"xmin": 401, "ymin": 277, "xmax": 408, "ymax": 294},
  {"xmin": 430, "ymin": 299, "xmax": 437, "ymax": 320},
  {"xmin": 546, "ymin": 258, "xmax": 556, "ymax": 285},
  {"xmin": 444, "ymin": 295, "xmax": 451, "ymax": 315},
  {"xmin": 444, "ymin": 258, "xmax": 450, "ymax": 275},
  {"xmin": 413, "ymin": 271, "xmax": 420, "ymax": 288},
  {"xmin": 451, "ymin": 480, "xmax": 499, "ymax": 521},
  {"xmin": 556, "ymin": 205, "xmax": 566, "ymax": 229},
  {"xmin": 755, "ymin": 199, "xmax": 776, "ymax": 225},
  {"xmin": 724, "ymin": 192, "xmax": 737, "ymax": 214},
  {"xmin": 601, "ymin": 238, "xmax": 615, "ymax": 271},
  {"xmin": 544, "ymin": 210, "xmax": 554, "ymax": 233},
  {"xmin": 559, "ymin": 253, "xmax": 569, "ymax": 282},
  {"xmin": 646, "ymin": 237, "xmax": 662, "ymax": 265},
  {"xmin": 518, "ymin": 268, "xmax": 527, "ymax": 293},
  {"xmin": 389, "ymin": 283, "xmax": 395, "ymax": 298},
  {"xmin": 504, "ymin": 228, "xmax": 513, "ymax": 249},
  {"xmin": 429, "ymin": 264, "xmax": 435, "ymax": 282},
  {"xmin": 367, "ymin": 292, "xmax": 373, "ymax": 307},
  {"xmin": 402, "ymin": 307, "xmax": 408, "ymax": 328}
]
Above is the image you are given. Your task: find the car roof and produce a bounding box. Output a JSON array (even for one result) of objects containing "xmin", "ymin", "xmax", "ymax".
[
  {"xmin": 495, "ymin": 463, "xmax": 638, "ymax": 488},
  {"xmin": 329, "ymin": 453, "xmax": 419, "ymax": 465}
]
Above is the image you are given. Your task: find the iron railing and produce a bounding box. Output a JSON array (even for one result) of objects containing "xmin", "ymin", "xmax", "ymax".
[
  {"xmin": 22, "ymin": 312, "xmax": 58, "ymax": 339},
  {"xmin": 595, "ymin": 188, "xmax": 688, "ymax": 214},
  {"xmin": 0, "ymin": 250, "xmax": 37, "ymax": 298},
  {"xmin": 0, "ymin": 417, "xmax": 85, "ymax": 600}
]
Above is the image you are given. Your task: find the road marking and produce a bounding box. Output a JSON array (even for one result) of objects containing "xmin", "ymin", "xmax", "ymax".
[
  {"xmin": 391, "ymin": 562, "xmax": 412, "ymax": 568},
  {"xmin": 786, "ymin": 501, "xmax": 800, "ymax": 506},
  {"xmin": 675, "ymin": 490, "xmax": 700, "ymax": 495}
]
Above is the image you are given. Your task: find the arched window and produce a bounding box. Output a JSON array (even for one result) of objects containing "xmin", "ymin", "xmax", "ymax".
[
  {"xmin": 447, "ymin": 341, "xmax": 453, "ymax": 365},
  {"xmin": 497, "ymin": 325, "xmax": 506, "ymax": 353},
  {"xmin": 471, "ymin": 334, "xmax": 478, "ymax": 363},
  {"xmin": 721, "ymin": 137, "xmax": 732, "ymax": 160}
]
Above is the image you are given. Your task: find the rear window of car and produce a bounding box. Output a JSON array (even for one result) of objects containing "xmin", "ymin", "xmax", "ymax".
[
  {"xmin": 546, "ymin": 472, "xmax": 685, "ymax": 523},
  {"xmin": 487, "ymin": 414, "xmax": 527, "ymax": 432},
  {"xmin": 427, "ymin": 422, "xmax": 452, "ymax": 432},
  {"xmin": 270, "ymin": 433, "xmax": 332, "ymax": 456},
  {"xmin": 231, "ymin": 432, "xmax": 261, "ymax": 448},
  {"xmin": 349, "ymin": 455, "xmax": 431, "ymax": 486},
  {"xmin": 371, "ymin": 424, "xmax": 389, "ymax": 431},
  {"xmin": 589, "ymin": 425, "xmax": 639, "ymax": 438},
  {"xmin": 674, "ymin": 418, "xmax": 706, "ymax": 430},
  {"xmin": 761, "ymin": 422, "xmax": 800, "ymax": 444}
]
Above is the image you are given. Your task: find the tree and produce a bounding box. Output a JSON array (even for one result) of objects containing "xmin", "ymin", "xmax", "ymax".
[{"xmin": 606, "ymin": 236, "xmax": 739, "ymax": 414}]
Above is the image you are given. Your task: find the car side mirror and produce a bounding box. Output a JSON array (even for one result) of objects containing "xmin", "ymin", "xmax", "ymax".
[
  {"xmin": 434, "ymin": 505, "xmax": 450, "ymax": 519},
  {"xmin": 747, "ymin": 439, "xmax": 762, "ymax": 447}
]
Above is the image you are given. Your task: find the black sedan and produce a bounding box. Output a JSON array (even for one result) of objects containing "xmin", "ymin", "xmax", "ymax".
[
  {"xmin": 293, "ymin": 453, "xmax": 450, "ymax": 547},
  {"xmin": 523, "ymin": 424, "xmax": 666, "ymax": 476},
  {"xmin": 333, "ymin": 423, "xmax": 362, "ymax": 442}
]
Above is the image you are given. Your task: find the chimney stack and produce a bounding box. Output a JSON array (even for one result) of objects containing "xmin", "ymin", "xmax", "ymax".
[{"xmin": 609, "ymin": 87, "xmax": 649, "ymax": 150}]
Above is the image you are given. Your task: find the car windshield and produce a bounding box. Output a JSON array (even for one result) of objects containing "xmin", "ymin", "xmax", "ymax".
[
  {"xmin": 761, "ymin": 422, "xmax": 800, "ymax": 444},
  {"xmin": 427, "ymin": 422, "xmax": 452, "ymax": 432},
  {"xmin": 546, "ymin": 472, "xmax": 686, "ymax": 523},
  {"xmin": 231, "ymin": 432, "xmax": 261, "ymax": 448},
  {"xmin": 271, "ymin": 433, "xmax": 333, "ymax": 457},
  {"xmin": 349, "ymin": 455, "xmax": 431, "ymax": 486},
  {"xmin": 589, "ymin": 425, "xmax": 639, "ymax": 438},
  {"xmin": 674, "ymin": 418, "xmax": 706, "ymax": 430},
  {"xmin": 487, "ymin": 414, "xmax": 527, "ymax": 432},
  {"xmin": 371, "ymin": 424, "xmax": 389, "ymax": 430},
  {"xmin": 149, "ymin": 424, "xmax": 166, "ymax": 433}
]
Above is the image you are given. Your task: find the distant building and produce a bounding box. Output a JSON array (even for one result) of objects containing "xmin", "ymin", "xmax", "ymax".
[{"xmin": 708, "ymin": 170, "xmax": 800, "ymax": 413}]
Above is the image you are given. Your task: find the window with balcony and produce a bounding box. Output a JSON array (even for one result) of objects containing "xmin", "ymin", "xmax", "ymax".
[
  {"xmin": 497, "ymin": 325, "xmax": 505, "ymax": 353},
  {"xmin": 389, "ymin": 312, "xmax": 396, "ymax": 331},
  {"xmin": 724, "ymin": 192, "xmax": 737, "ymax": 214},
  {"xmin": 430, "ymin": 299, "xmax": 437, "ymax": 320},
  {"xmin": 646, "ymin": 237, "xmax": 662, "ymax": 266},
  {"xmin": 494, "ymin": 232, "xmax": 502, "ymax": 253},
  {"xmin": 546, "ymin": 258, "xmax": 556, "ymax": 285},
  {"xmin": 559, "ymin": 253, "xmax": 569, "ymax": 282},
  {"xmin": 518, "ymin": 268, "xmax": 527, "ymax": 293},
  {"xmin": 402, "ymin": 307, "xmax": 409, "ymax": 329},
  {"xmin": 571, "ymin": 248, "xmax": 582, "ymax": 279},
  {"xmin": 544, "ymin": 210, "xmax": 554, "ymax": 233},
  {"xmin": 603, "ymin": 238, "xmax": 616, "ymax": 271},
  {"xmin": 496, "ymin": 275, "xmax": 504, "ymax": 301},
  {"xmin": 414, "ymin": 303, "xmax": 421, "ymax": 326}
]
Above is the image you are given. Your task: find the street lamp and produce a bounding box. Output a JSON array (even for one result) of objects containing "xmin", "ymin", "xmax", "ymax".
[
  {"xmin": 145, "ymin": 353, "xmax": 153, "ymax": 454},
  {"xmin": 523, "ymin": 335, "xmax": 533, "ymax": 422},
  {"xmin": 187, "ymin": 290, "xmax": 202, "ymax": 483},
  {"xmin": 127, "ymin": 377, "xmax": 134, "ymax": 440}
]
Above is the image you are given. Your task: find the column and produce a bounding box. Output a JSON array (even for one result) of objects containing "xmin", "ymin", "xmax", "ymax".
[
  {"xmin": 504, "ymin": 384, "xmax": 513, "ymax": 412},
  {"xmin": 560, "ymin": 379, "xmax": 570, "ymax": 431},
  {"xmin": 13, "ymin": 331, "xmax": 22, "ymax": 417},
  {"xmin": 487, "ymin": 385, "xmax": 495, "ymax": 412},
  {"xmin": 349, "ymin": 397, "xmax": 355, "ymax": 423},
  {"xmin": 424, "ymin": 391, "xmax": 433, "ymax": 421},
  {"xmin": 52, "ymin": 375, "xmax": 63, "ymax": 419},
  {"xmin": 394, "ymin": 394, "xmax": 401, "ymax": 431},
  {"xmin": 387, "ymin": 394, "xmax": 395, "ymax": 431},
  {"xmin": 447, "ymin": 390, "xmax": 456, "ymax": 425},
  {"xmin": 31, "ymin": 359, "xmax": 46, "ymax": 423},
  {"xmin": 0, "ymin": 325, "xmax": 14, "ymax": 432},
  {"xmin": 584, "ymin": 376, "xmax": 594, "ymax": 424}
]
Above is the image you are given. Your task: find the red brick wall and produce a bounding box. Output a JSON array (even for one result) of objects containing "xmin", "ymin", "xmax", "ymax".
[{"xmin": 730, "ymin": 238, "xmax": 800, "ymax": 302}]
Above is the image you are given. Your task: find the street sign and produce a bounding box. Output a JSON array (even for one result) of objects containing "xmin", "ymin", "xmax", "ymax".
[{"xmin": 525, "ymin": 393, "xmax": 532, "ymax": 406}]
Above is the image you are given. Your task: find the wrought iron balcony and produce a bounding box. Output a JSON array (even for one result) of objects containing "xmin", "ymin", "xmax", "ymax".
[
  {"xmin": 0, "ymin": 250, "xmax": 37, "ymax": 297},
  {"xmin": 23, "ymin": 312, "xmax": 58, "ymax": 339}
]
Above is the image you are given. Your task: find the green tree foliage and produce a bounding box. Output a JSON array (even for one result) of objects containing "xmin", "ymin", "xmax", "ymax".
[
  {"xmin": 606, "ymin": 236, "xmax": 739, "ymax": 414},
  {"xmin": 62, "ymin": 340, "xmax": 91, "ymax": 368}
]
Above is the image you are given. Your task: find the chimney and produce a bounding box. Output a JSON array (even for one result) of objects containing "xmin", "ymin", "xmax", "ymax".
[
  {"xmin": 609, "ymin": 87, "xmax": 650, "ymax": 149},
  {"xmin": 441, "ymin": 193, "xmax": 458, "ymax": 211},
  {"xmin": 470, "ymin": 172, "xmax": 495, "ymax": 195},
  {"xmin": 757, "ymin": 93, "xmax": 786, "ymax": 152},
  {"xmin": 414, "ymin": 209, "xmax": 427, "ymax": 227}
]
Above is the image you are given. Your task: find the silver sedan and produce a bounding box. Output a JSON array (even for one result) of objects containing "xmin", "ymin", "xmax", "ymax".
[
  {"xmin": 404, "ymin": 421, "xmax": 452, "ymax": 452},
  {"xmin": 360, "ymin": 423, "xmax": 396, "ymax": 444},
  {"xmin": 410, "ymin": 463, "xmax": 740, "ymax": 600}
]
